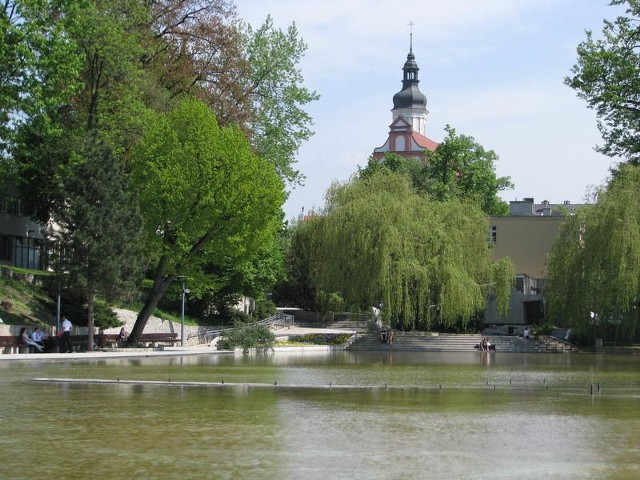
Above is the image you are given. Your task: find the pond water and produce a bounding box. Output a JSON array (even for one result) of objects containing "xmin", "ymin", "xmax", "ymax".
[{"xmin": 1, "ymin": 351, "xmax": 639, "ymax": 479}]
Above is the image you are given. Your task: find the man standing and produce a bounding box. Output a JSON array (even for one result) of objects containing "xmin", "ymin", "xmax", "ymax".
[{"xmin": 61, "ymin": 315, "xmax": 72, "ymax": 353}]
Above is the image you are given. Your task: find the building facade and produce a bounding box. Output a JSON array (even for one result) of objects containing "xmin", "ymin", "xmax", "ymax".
[
  {"xmin": 486, "ymin": 198, "xmax": 582, "ymax": 328},
  {"xmin": 0, "ymin": 195, "xmax": 46, "ymax": 270}
]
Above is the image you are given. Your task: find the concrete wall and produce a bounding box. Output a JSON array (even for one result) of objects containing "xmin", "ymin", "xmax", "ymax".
[{"xmin": 489, "ymin": 216, "xmax": 566, "ymax": 279}]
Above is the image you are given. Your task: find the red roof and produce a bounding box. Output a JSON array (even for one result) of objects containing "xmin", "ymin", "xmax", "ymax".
[{"xmin": 412, "ymin": 131, "xmax": 438, "ymax": 152}]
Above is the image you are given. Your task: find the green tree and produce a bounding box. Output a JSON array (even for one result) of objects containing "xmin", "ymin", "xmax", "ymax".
[
  {"xmin": 13, "ymin": 0, "xmax": 152, "ymax": 221},
  {"xmin": 241, "ymin": 16, "xmax": 319, "ymax": 184},
  {"xmin": 126, "ymin": 98, "xmax": 285, "ymax": 345},
  {"xmin": 142, "ymin": 0, "xmax": 241, "ymax": 117},
  {"xmin": 304, "ymin": 170, "xmax": 512, "ymax": 330},
  {"xmin": 424, "ymin": 126, "xmax": 513, "ymax": 215},
  {"xmin": 1, "ymin": 0, "xmax": 84, "ymax": 191},
  {"xmin": 566, "ymin": 0, "xmax": 640, "ymax": 164},
  {"xmin": 53, "ymin": 140, "xmax": 144, "ymax": 350},
  {"xmin": 189, "ymin": 230, "xmax": 285, "ymax": 323},
  {"xmin": 142, "ymin": 4, "xmax": 319, "ymax": 185},
  {"xmin": 271, "ymin": 217, "xmax": 322, "ymax": 310},
  {"xmin": 359, "ymin": 126, "xmax": 513, "ymax": 215},
  {"xmin": 546, "ymin": 163, "xmax": 640, "ymax": 344}
]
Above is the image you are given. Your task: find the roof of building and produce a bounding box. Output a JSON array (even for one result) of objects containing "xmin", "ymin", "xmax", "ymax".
[
  {"xmin": 392, "ymin": 50, "xmax": 427, "ymax": 110},
  {"xmin": 412, "ymin": 130, "xmax": 438, "ymax": 152},
  {"xmin": 507, "ymin": 198, "xmax": 585, "ymax": 216}
]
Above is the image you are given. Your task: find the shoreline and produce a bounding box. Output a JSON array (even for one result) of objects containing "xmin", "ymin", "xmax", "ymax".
[{"xmin": 0, "ymin": 326, "xmax": 358, "ymax": 362}]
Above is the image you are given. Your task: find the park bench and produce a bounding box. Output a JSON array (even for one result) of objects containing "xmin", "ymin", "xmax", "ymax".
[
  {"xmin": 139, "ymin": 332, "xmax": 180, "ymax": 347},
  {"xmin": 96, "ymin": 332, "xmax": 180, "ymax": 348},
  {"xmin": 0, "ymin": 335, "xmax": 26, "ymax": 354},
  {"xmin": 0, "ymin": 332, "xmax": 180, "ymax": 353}
]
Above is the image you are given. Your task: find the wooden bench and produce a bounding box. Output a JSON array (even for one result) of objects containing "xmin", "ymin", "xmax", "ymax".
[
  {"xmin": 0, "ymin": 336, "xmax": 30, "ymax": 354},
  {"xmin": 139, "ymin": 333, "xmax": 180, "ymax": 347},
  {"xmin": 96, "ymin": 332, "xmax": 180, "ymax": 348},
  {"xmin": 0, "ymin": 333, "xmax": 180, "ymax": 353}
]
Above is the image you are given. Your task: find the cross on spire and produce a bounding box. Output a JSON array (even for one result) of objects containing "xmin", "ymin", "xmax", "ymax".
[{"xmin": 408, "ymin": 20, "xmax": 415, "ymax": 53}]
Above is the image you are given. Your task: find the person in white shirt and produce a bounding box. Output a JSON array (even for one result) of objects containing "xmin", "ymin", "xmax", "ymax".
[{"xmin": 60, "ymin": 316, "xmax": 72, "ymax": 353}]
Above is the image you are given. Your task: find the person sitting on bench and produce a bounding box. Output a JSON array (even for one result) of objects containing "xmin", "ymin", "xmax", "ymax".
[{"xmin": 19, "ymin": 327, "xmax": 44, "ymax": 352}]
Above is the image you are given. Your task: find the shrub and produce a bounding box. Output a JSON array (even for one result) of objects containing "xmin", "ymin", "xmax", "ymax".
[
  {"xmin": 288, "ymin": 333, "xmax": 352, "ymax": 345},
  {"xmin": 218, "ymin": 322, "xmax": 275, "ymax": 353},
  {"xmin": 531, "ymin": 323, "xmax": 553, "ymax": 336},
  {"xmin": 253, "ymin": 297, "xmax": 277, "ymax": 320}
]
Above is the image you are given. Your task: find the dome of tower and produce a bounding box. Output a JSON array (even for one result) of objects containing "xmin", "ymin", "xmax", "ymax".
[
  {"xmin": 393, "ymin": 85, "xmax": 427, "ymax": 109},
  {"xmin": 392, "ymin": 50, "xmax": 427, "ymax": 109}
]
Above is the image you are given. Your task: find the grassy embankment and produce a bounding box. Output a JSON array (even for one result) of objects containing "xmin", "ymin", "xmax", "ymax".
[
  {"xmin": 0, "ymin": 267, "xmax": 54, "ymax": 325},
  {"xmin": 0, "ymin": 266, "xmax": 199, "ymax": 327}
]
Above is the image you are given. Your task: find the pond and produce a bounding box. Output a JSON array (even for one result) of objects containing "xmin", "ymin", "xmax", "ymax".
[{"xmin": 1, "ymin": 350, "xmax": 639, "ymax": 479}]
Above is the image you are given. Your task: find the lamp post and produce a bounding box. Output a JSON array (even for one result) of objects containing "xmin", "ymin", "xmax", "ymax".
[{"xmin": 178, "ymin": 276, "xmax": 187, "ymax": 347}]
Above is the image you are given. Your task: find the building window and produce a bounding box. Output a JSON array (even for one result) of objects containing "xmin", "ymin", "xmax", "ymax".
[
  {"xmin": 490, "ymin": 225, "xmax": 497, "ymax": 244},
  {"xmin": 12, "ymin": 236, "xmax": 43, "ymax": 270},
  {"xmin": 0, "ymin": 235, "xmax": 9, "ymax": 261}
]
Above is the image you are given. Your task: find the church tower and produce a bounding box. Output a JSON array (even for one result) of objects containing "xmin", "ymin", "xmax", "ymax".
[{"xmin": 372, "ymin": 32, "xmax": 438, "ymax": 161}]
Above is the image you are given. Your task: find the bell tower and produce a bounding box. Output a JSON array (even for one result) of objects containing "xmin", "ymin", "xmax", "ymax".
[{"xmin": 372, "ymin": 26, "xmax": 438, "ymax": 161}]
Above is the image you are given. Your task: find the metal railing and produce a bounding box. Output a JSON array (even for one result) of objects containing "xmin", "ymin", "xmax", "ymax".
[
  {"xmin": 257, "ymin": 313, "xmax": 294, "ymax": 330},
  {"xmin": 188, "ymin": 313, "xmax": 295, "ymax": 345}
]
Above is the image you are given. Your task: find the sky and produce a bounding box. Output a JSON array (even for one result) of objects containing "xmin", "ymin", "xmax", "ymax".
[{"xmin": 235, "ymin": 0, "xmax": 625, "ymax": 221}]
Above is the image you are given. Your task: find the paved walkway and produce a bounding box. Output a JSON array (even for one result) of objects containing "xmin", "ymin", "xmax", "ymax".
[{"xmin": 0, "ymin": 326, "xmax": 357, "ymax": 362}]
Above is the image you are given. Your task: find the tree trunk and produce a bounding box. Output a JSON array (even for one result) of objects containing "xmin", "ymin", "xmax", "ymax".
[{"xmin": 126, "ymin": 272, "xmax": 174, "ymax": 346}]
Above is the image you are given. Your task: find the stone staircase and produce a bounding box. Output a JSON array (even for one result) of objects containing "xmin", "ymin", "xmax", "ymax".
[{"xmin": 346, "ymin": 332, "xmax": 577, "ymax": 353}]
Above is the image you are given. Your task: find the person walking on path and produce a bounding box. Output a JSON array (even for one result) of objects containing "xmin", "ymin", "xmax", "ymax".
[{"xmin": 60, "ymin": 316, "xmax": 73, "ymax": 353}]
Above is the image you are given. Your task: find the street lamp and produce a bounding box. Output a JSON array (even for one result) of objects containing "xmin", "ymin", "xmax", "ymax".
[{"xmin": 177, "ymin": 276, "xmax": 189, "ymax": 347}]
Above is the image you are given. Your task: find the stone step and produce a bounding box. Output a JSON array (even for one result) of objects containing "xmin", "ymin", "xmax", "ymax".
[{"xmin": 346, "ymin": 334, "xmax": 573, "ymax": 353}]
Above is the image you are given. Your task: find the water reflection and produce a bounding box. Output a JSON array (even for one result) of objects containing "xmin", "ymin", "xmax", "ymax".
[{"xmin": 1, "ymin": 351, "xmax": 639, "ymax": 479}]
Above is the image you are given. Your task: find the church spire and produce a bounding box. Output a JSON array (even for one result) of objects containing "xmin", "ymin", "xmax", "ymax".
[
  {"xmin": 409, "ymin": 20, "xmax": 414, "ymax": 54},
  {"xmin": 391, "ymin": 23, "xmax": 428, "ymax": 135}
]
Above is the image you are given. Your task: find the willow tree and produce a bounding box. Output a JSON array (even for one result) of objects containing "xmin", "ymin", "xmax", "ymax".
[
  {"xmin": 306, "ymin": 171, "xmax": 512, "ymax": 330},
  {"xmin": 546, "ymin": 164, "xmax": 640, "ymax": 344}
]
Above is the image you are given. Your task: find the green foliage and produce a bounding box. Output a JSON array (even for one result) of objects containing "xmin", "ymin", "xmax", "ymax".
[
  {"xmin": 546, "ymin": 163, "xmax": 640, "ymax": 343},
  {"xmin": 0, "ymin": 0, "xmax": 84, "ymax": 154},
  {"xmin": 242, "ymin": 16, "xmax": 320, "ymax": 185},
  {"xmin": 304, "ymin": 170, "xmax": 513, "ymax": 330},
  {"xmin": 359, "ymin": 127, "xmax": 513, "ymax": 215},
  {"xmin": 133, "ymin": 97, "xmax": 284, "ymax": 268},
  {"xmin": 566, "ymin": 0, "xmax": 640, "ymax": 165},
  {"xmin": 424, "ymin": 126, "xmax": 513, "ymax": 215},
  {"xmin": 531, "ymin": 323, "xmax": 553, "ymax": 337},
  {"xmin": 287, "ymin": 333, "xmax": 352, "ymax": 345},
  {"xmin": 271, "ymin": 218, "xmax": 322, "ymax": 310},
  {"xmin": 218, "ymin": 322, "xmax": 275, "ymax": 352},
  {"xmin": 12, "ymin": 0, "xmax": 154, "ymax": 224},
  {"xmin": 3, "ymin": 0, "xmax": 318, "ymax": 337},
  {"xmin": 253, "ymin": 297, "xmax": 277, "ymax": 320},
  {"xmin": 128, "ymin": 97, "xmax": 285, "ymax": 338},
  {"xmin": 53, "ymin": 141, "xmax": 144, "ymax": 298}
]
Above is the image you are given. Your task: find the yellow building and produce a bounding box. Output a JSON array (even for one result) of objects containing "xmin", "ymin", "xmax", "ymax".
[{"xmin": 486, "ymin": 198, "xmax": 579, "ymax": 329}]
